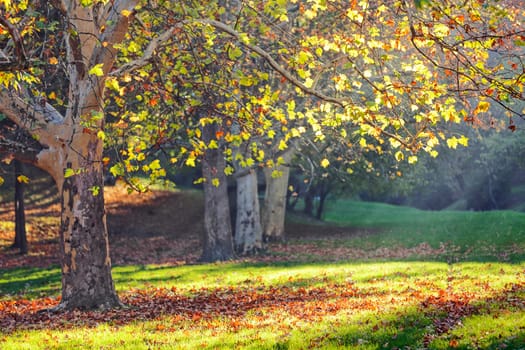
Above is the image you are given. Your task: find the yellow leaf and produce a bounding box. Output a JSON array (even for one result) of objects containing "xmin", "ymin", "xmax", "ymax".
[
  {"xmin": 304, "ymin": 77, "xmax": 314, "ymax": 88},
  {"xmin": 17, "ymin": 175, "xmax": 30, "ymax": 183},
  {"xmin": 121, "ymin": 9, "xmax": 132, "ymax": 17},
  {"xmin": 48, "ymin": 57, "xmax": 58, "ymax": 65},
  {"xmin": 208, "ymin": 139, "xmax": 219, "ymax": 149},
  {"xmin": 224, "ymin": 165, "xmax": 234, "ymax": 176},
  {"xmin": 458, "ymin": 136, "xmax": 469, "ymax": 147},
  {"xmin": 64, "ymin": 168, "xmax": 75, "ymax": 178},
  {"xmin": 446, "ymin": 137, "xmax": 458, "ymax": 149},
  {"xmin": 88, "ymin": 63, "xmax": 104, "ymax": 77},
  {"xmin": 212, "ymin": 178, "xmax": 220, "ymax": 187},
  {"xmin": 186, "ymin": 153, "xmax": 196, "ymax": 167},
  {"xmin": 408, "ymin": 155, "xmax": 418, "ymax": 164},
  {"xmin": 105, "ymin": 77, "xmax": 120, "ymax": 92},
  {"xmin": 476, "ymin": 101, "xmax": 490, "ymax": 113},
  {"xmin": 395, "ymin": 151, "xmax": 404, "ymax": 161},
  {"xmin": 320, "ymin": 158, "xmax": 330, "ymax": 168}
]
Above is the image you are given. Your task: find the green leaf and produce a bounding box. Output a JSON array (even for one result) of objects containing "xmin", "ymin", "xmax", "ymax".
[
  {"xmin": 89, "ymin": 186, "xmax": 100, "ymax": 196},
  {"xmin": 228, "ymin": 46, "xmax": 243, "ymax": 60},
  {"xmin": 414, "ymin": 0, "xmax": 430, "ymax": 9},
  {"xmin": 110, "ymin": 163, "xmax": 124, "ymax": 177}
]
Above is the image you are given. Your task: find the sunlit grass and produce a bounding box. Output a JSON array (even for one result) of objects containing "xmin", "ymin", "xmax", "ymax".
[
  {"xmin": 1, "ymin": 260, "xmax": 525, "ymax": 349},
  {"xmin": 2, "ymin": 199, "xmax": 525, "ymax": 348}
]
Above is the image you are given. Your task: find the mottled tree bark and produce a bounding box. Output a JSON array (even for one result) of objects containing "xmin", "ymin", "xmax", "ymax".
[
  {"xmin": 262, "ymin": 166, "xmax": 290, "ymax": 243},
  {"xmin": 261, "ymin": 149, "xmax": 293, "ymax": 242},
  {"xmin": 234, "ymin": 169, "xmax": 263, "ymax": 255},
  {"xmin": 200, "ymin": 123, "xmax": 235, "ymax": 262},
  {"xmin": 55, "ymin": 137, "xmax": 120, "ymax": 310}
]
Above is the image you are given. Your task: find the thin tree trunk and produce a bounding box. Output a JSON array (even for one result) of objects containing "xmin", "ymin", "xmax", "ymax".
[
  {"xmin": 315, "ymin": 184, "xmax": 330, "ymax": 220},
  {"xmin": 303, "ymin": 190, "xmax": 314, "ymax": 217},
  {"xmin": 234, "ymin": 169, "xmax": 263, "ymax": 255},
  {"xmin": 200, "ymin": 123, "xmax": 235, "ymax": 262},
  {"xmin": 262, "ymin": 164, "xmax": 291, "ymax": 243},
  {"xmin": 12, "ymin": 160, "xmax": 28, "ymax": 254}
]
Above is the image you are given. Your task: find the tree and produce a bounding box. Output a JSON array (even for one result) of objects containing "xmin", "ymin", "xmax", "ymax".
[
  {"xmin": 108, "ymin": 0, "xmax": 525, "ymax": 254},
  {"xmin": 12, "ymin": 160, "xmax": 28, "ymax": 254},
  {"xmin": 3, "ymin": 0, "xmax": 522, "ymax": 309},
  {"xmin": 0, "ymin": 0, "xmax": 137, "ymax": 310},
  {"xmin": 261, "ymin": 147, "xmax": 294, "ymax": 242}
]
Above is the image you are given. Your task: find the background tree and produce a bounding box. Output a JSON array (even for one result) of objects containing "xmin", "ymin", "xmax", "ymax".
[
  {"xmin": 108, "ymin": 0, "xmax": 525, "ymax": 256},
  {"xmin": 12, "ymin": 159, "xmax": 28, "ymax": 254}
]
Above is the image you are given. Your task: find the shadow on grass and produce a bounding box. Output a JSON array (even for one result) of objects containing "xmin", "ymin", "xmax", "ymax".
[
  {"xmin": 1, "ymin": 255, "xmax": 523, "ymax": 298},
  {"xmin": 0, "ymin": 266, "xmax": 61, "ymax": 298},
  {"xmin": 0, "ymin": 261, "xmax": 524, "ymax": 350}
]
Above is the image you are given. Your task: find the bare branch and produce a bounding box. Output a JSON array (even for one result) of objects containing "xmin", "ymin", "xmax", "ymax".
[{"xmin": 110, "ymin": 25, "xmax": 175, "ymax": 77}]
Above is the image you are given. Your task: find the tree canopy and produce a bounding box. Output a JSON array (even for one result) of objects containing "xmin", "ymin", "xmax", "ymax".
[{"xmin": 0, "ymin": 0, "xmax": 524, "ymax": 309}]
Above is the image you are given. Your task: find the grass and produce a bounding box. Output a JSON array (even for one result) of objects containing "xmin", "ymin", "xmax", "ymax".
[
  {"xmin": 321, "ymin": 199, "xmax": 525, "ymax": 262},
  {"xmin": 1, "ymin": 197, "xmax": 525, "ymax": 349}
]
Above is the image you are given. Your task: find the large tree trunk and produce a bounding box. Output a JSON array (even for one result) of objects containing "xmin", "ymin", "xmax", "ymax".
[
  {"xmin": 261, "ymin": 165, "xmax": 291, "ymax": 243},
  {"xmin": 12, "ymin": 160, "xmax": 28, "ymax": 254},
  {"xmin": 0, "ymin": 0, "xmax": 136, "ymax": 311},
  {"xmin": 200, "ymin": 123, "xmax": 235, "ymax": 262},
  {"xmin": 54, "ymin": 136, "xmax": 120, "ymax": 310},
  {"xmin": 234, "ymin": 169, "xmax": 263, "ymax": 255},
  {"xmin": 261, "ymin": 148, "xmax": 294, "ymax": 242}
]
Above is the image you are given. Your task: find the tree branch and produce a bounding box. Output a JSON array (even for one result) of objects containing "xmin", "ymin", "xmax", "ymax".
[
  {"xmin": 90, "ymin": 0, "xmax": 140, "ymax": 75},
  {"xmin": 0, "ymin": 90, "xmax": 64, "ymax": 148},
  {"xmin": 110, "ymin": 24, "xmax": 175, "ymax": 77},
  {"xmin": 0, "ymin": 14, "xmax": 28, "ymax": 71},
  {"xmin": 202, "ymin": 19, "xmax": 354, "ymax": 109}
]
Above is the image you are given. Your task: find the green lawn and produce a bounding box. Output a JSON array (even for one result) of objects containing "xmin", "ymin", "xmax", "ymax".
[
  {"xmin": 1, "ymin": 199, "xmax": 525, "ymax": 349},
  {"xmin": 321, "ymin": 199, "xmax": 525, "ymax": 262}
]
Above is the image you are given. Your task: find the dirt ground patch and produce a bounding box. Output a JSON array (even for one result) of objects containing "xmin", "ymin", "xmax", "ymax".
[{"xmin": 1, "ymin": 182, "xmax": 424, "ymax": 269}]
